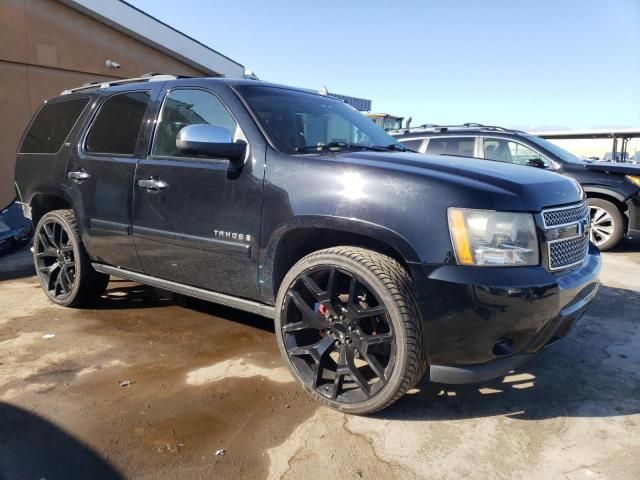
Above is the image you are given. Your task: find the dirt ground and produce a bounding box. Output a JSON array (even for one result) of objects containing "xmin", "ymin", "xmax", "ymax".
[{"xmin": 0, "ymin": 241, "xmax": 639, "ymax": 480}]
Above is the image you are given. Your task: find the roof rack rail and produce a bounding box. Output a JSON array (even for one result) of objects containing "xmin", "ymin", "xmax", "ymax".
[
  {"xmin": 60, "ymin": 73, "xmax": 180, "ymax": 95},
  {"xmin": 389, "ymin": 123, "xmax": 527, "ymax": 135}
]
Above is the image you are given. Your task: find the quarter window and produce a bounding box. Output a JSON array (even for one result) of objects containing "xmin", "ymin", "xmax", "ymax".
[
  {"xmin": 425, "ymin": 137, "xmax": 476, "ymax": 157},
  {"xmin": 400, "ymin": 139, "xmax": 424, "ymax": 152},
  {"xmin": 20, "ymin": 97, "xmax": 89, "ymax": 154},
  {"xmin": 85, "ymin": 91, "xmax": 150, "ymax": 155},
  {"xmin": 483, "ymin": 138, "xmax": 549, "ymax": 167},
  {"xmin": 152, "ymin": 89, "xmax": 237, "ymax": 158}
]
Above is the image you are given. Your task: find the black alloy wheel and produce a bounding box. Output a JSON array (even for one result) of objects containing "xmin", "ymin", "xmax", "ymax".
[
  {"xmin": 33, "ymin": 210, "xmax": 109, "ymax": 307},
  {"xmin": 35, "ymin": 218, "xmax": 77, "ymax": 300},
  {"xmin": 275, "ymin": 247, "xmax": 426, "ymax": 414},
  {"xmin": 282, "ymin": 265, "xmax": 396, "ymax": 403}
]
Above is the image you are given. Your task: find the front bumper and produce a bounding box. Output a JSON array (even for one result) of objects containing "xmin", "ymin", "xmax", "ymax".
[
  {"xmin": 626, "ymin": 190, "xmax": 640, "ymax": 236},
  {"xmin": 408, "ymin": 244, "xmax": 601, "ymax": 384}
]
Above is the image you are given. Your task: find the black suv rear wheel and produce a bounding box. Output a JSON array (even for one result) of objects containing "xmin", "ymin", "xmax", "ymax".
[
  {"xmin": 275, "ymin": 246, "xmax": 426, "ymax": 414},
  {"xmin": 33, "ymin": 209, "xmax": 109, "ymax": 307}
]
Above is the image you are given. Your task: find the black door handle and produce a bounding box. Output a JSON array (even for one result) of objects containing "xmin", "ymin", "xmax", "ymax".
[
  {"xmin": 67, "ymin": 170, "xmax": 91, "ymax": 183},
  {"xmin": 138, "ymin": 177, "xmax": 168, "ymax": 192}
]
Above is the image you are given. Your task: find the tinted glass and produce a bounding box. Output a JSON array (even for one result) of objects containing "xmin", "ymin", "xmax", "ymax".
[
  {"xmin": 236, "ymin": 85, "xmax": 401, "ymax": 154},
  {"xmin": 525, "ymin": 135, "xmax": 584, "ymax": 164},
  {"xmin": 399, "ymin": 139, "xmax": 424, "ymax": 151},
  {"xmin": 152, "ymin": 89, "xmax": 237, "ymax": 157},
  {"xmin": 426, "ymin": 137, "xmax": 476, "ymax": 157},
  {"xmin": 483, "ymin": 138, "xmax": 549, "ymax": 167},
  {"xmin": 20, "ymin": 97, "xmax": 89, "ymax": 154},
  {"xmin": 85, "ymin": 91, "xmax": 150, "ymax": 155}
]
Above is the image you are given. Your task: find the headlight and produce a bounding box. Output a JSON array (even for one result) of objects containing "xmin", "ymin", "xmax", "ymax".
[
  {"xmin": 626, "ymin": 175, "xmax": 640, "ymax": 187},
  {"xmin": 448, "ymin": 208, "xmax": 539, "ymax": 266}
]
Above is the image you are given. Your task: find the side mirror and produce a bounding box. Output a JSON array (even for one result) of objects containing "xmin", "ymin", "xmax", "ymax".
[
  {"xmin": 526, "ymin": 158, "xmax": 546, "ymax": 168},
  {"xmin": 176, "ymin": 124, "xmax": 246, "ymax": 167}
]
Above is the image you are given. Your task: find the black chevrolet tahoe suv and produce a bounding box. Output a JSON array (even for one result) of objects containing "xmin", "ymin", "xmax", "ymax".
[
  {"xmin": 391, "ymin": 124, "xmax": 640, "ymax": 251},
  {"xmin": 15, "ymin": 76, "xmax": 600, "ymax": 414}
]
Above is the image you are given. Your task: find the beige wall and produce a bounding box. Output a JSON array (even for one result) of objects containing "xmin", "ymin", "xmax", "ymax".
[{"xmin": 0, "ymin": 0, "xmax": 209, "ymax": 208}]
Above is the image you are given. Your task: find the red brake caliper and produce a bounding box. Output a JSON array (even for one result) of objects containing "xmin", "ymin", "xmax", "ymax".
[{"xmin": 316, "ymin": 303, "xmax": 329, "ymax": 337}]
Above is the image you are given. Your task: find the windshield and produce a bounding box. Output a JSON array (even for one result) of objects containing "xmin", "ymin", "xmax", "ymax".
[
  {"xmin": 525, "ymin": 135, "xmax": 584, "ymax": 164},
  {"xmin": 236, "ymin": 85, "xmax": 402, "ymax": 155}
]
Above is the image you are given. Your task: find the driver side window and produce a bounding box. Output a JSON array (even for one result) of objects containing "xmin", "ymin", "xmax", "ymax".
[
  {"xmin": 152, "ymin": 89, "xmax": 236, "ymax": 158},
  {"xmin": 483, "ymin": 138, "xmax": 549, "ymax": 167}
]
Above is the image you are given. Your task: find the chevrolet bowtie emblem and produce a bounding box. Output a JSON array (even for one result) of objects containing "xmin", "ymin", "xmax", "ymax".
[{"xmin": 578, "ymin": 217, "xmax": 590, "ymax": 236}]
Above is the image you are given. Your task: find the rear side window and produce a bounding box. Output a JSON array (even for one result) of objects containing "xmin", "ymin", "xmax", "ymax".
[
  {"xmin": 85, "ymin": 91, "xmax": 150, "ymax": 155},
  {"xmin": 426, "ymin": 137, "xmax": 476, "ymax": 157},
  {"xmin": 19, "ymin": 97, "xmax": 89, "ymax": 154}
]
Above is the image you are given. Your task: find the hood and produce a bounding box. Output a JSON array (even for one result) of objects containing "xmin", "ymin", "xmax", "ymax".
[
  {"xmin": 584, "ymin": 162, "xmax": 640, "ymax": 175},
  {"xmin": 328, "ymin": 151, "xmax": 583, "ymax": 211}
]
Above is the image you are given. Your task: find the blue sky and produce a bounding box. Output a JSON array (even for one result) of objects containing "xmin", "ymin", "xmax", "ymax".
[{"xmin": 128, "ymin": 0, "xmax": 639, "ymax": 129}]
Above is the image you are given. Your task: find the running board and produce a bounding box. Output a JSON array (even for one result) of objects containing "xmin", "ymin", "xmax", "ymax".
[{"xmin": 92, "ymin": 263, "xmax": 276, "ymax": 319}]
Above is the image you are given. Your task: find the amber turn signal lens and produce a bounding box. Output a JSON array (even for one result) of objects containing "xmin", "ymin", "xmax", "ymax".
[
  {"xmin": 448, "ymin": 209, "xmax": 474, "ymax": 265},
  {"xmin": 626, "ymin": 175, "xmax": 640, "ymax": 187}
]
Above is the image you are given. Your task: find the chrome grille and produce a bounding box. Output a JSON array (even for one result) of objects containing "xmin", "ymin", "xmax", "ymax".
[
  {"xmin": 542, "ymin": 201, "xmax": 589, "ymax": 227},
  {"xmin": 548, "ymin": 234, "xmax": 589, "ymax": 270}
]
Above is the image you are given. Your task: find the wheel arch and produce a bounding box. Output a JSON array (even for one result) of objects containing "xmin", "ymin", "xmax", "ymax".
[
  {"xmin": 584, "ymin": 187, "xmax": 629, "ymax": 230},
  {"xmin": 583, "ymin": 186, "xmax": 627, "ymax": 207},
  {"xmin": 29, "ymin": 191, "xmax": 74, "ymax": 226},
  {"xmin": 263, "ymin": 216, "xmax": 420, "ymax": 303}
]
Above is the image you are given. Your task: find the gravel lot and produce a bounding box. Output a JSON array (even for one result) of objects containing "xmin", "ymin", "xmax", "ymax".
[{"xmin": 1, "ymin": 241, "xmax": 638, "ymax": 479}]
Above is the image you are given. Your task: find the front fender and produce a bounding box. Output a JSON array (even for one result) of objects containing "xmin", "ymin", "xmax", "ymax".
[
  {"xmin": 582, "ymin": 184, "xmax": 631, "ymax": 203},
  {"xmin": 259, "ymin": 215, "xmax": 422, "ymax": 298}
]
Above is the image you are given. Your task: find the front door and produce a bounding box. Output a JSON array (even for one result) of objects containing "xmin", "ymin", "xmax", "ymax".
[
  {"xmin": 132, "ymin": 86, "xmax": 264, "ymax": 298},
  {"xmin": 66, "ymin": 87, "xmax": 159, "ymax": 271}
]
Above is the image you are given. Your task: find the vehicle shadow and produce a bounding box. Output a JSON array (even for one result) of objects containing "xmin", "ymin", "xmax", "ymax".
[
  {"xmin": 0, "ymin": 402, "xmax": 123, "ymax": 480},
  {"xmin": 90, "ymin": 279, "xmax": 638, "ymax": 422},
  {"xmin": 93, "ymin": 280, "xmax": 276, "ymax": 332},
  {"xmin": 92, "ymin": 279, "xmax": 176, "ymax": 310},
  {"xmin": 379, "ymin": 284, "xmax": 640, "ymax": 421},
  {"xmin": 0, "ymin": 243, "xmax": 34, "ymax": 281}
]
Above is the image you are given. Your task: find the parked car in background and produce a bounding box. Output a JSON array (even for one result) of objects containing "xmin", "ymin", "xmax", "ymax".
[
  {"xmin": 0, "ymin": 198, "xmax": 31, "ymax": 253},
  {"xmin": 15, "ymin": 78, "xmax": 600, "ymax": 414},
  {"xmin": 603, "ymin": 152, "xmax": 630, "ymax": 162},
  {"xmin": 392, "ymin": 124, "xmax": 640, "ymax": 251}
]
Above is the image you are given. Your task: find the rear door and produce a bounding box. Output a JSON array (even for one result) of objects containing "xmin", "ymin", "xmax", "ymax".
[
  {"xmin": 66, "ymin": 86, "xmax": 162, "ymax": 271},
  {"xmin": 132, "ymin": 85, "xmax": 265, "ymax": 298}
]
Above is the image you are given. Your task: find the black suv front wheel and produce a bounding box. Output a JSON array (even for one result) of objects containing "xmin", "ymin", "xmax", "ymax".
[
  {"xmin": 588, "ymin": 198, "xmax": 624, "ymax": 251},
  {"xmin": 275, "ymin": 247, "xmax": 426, "ymax": 414},
  {"xmin": 33, "ymin": 209, "xmax": 109, "ymax": 307}
]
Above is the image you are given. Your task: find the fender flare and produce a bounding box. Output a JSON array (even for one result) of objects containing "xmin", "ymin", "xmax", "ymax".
[
  {"xmin": 582, "ymin": 185, "xmax": 626, "ymax": 203},
  {"xmin": 260, "ymin": 215, "xmax": 421, "ymax": 299}
]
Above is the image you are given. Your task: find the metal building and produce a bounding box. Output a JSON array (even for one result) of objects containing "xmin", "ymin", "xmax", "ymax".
[{"xmin": 0, "ymin": 0, "xmax": 244, "ymax": 209}]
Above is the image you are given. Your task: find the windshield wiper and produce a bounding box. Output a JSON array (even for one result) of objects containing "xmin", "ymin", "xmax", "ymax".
[
  {"xmin": 372, "ymin": 143, "xmax": 409, "ymax": 152},
  {"xmin": 296, "ymin": 142, "xmax": 390, "ymax": 153}
]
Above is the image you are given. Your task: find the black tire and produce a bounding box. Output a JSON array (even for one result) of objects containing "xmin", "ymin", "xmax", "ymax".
[
  {"xmin": 275, "ymin": 246, "xmax": 427, "ymax": 414},
  {"xmin": 33, "ymin": 209, "xmax": 109, "ymax": 307},
  {"xmin": 588, "ymin": 198, "xmax": 624, "ymax": 251}
]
